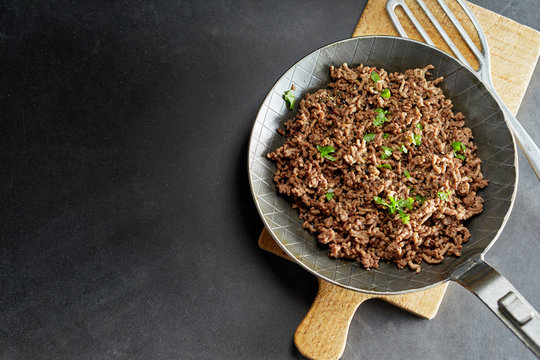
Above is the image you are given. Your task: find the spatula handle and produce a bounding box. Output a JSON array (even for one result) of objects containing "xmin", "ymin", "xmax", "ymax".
[
  {"xmin": 499, "ymin": 100, "xmax": 540, "ymax": 181},
  {"xmin": 294, "ymin": 279, "xmax": 374, "ymax": 360}
]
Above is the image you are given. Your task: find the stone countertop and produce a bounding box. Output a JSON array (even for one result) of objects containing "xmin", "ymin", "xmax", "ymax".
[{"xmin": 0, "ymin": 1, "xmax": 538, "ymax": 359}]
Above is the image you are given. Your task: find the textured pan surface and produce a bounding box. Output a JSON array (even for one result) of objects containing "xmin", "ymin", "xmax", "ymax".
[{"xmin": 248, "ymin": 36, "xmax": 516, "ymax": 294}]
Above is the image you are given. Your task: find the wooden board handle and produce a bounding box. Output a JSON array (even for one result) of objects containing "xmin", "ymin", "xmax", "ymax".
[{"xmin": 294, "ymin": 279, "xmax": 375, "ymax": 360}]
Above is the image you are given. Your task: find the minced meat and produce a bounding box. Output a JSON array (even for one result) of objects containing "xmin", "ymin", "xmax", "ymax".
[{"xmin": 267, "ymin": 63, "xmax": 488, "ymax": 273}]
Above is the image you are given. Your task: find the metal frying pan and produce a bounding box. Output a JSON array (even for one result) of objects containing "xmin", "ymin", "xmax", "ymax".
[{"xmin": 248, "ymin": 36, "xmax": 539, "ymax": 355}]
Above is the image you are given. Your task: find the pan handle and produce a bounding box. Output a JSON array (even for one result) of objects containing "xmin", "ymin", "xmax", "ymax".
[{"xmin": 453, "ymin": 258, "xmax": 540, "ymax": 357}]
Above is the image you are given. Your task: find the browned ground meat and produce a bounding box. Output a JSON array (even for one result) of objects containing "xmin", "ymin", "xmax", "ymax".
[{"xmin": 267, "ymin": 63, "xmax": 488, "ymax": 273}]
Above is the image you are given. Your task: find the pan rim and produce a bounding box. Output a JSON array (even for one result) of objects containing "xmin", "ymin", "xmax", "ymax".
[{"xmin": 247, "ymin": 35, "xmax": 519, "ymax": 295}]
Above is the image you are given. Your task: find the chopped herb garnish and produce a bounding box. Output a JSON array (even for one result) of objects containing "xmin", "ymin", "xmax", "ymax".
[
  {"xmin": 400, "ymin": 213, "xmax": 410, "ymax": 224},
  {"xmin": 377, "ymin": 164, "xmax": 392, "ymax": 169},
  {"xmin": 316, "ymin": 145, "xmax": 336, "ymax": 161},
  {"xmin": 325, "ymin": 189, "xmax": 334, "ymax": 201},
  {"xmin": 451, "ymin": 141, "xmax": 464, "ymax": 152},
  {"xmin": 399, "ymin": 145, "xmax": 408, "ymax": 154},
  {"xmin": 373, "ymin": 196, "xmax": 387, "ymax": 206},
  {"xmin": 404, "ymin": 170, "xmax": 411, "ymax": 178},
  {"xmin": 452, "ymin": 141, "xmax": 466, "ymax": 161},
  {"xmin": 373, "ymin": 195, "xmax": 414, "ymax": 224},
  {"xmin": 411, "ymin": 134, "xmax": 422, "ymax": 146},
  {"xmin": 363, "ymin": 133, "xmax": 376, "ymax": 143},
  {"xmin": 437, "ymin": 191, "xmax": 452, "ymax": 201},
  {"xmin": 381, "ymin": 146, "xmax": 393, "ymax": 159},
  {"xmin": 373, "ymin": 113, "xmax": 386, "ymax": 126},
  {"xmin": 373, "ymin": 108, "xmax": 390, "ymax": 127},
  {"xmin": 416, "ymin": 123, "xmax": 423, "ymax": 129},
  {"xmin": 415, "ymin": 194, "xmax": 426, "ymax": 205},
  {"xmin": 381, "ymin": 89, "xmax": 391, "ymax": 99},
  {"xmin": 396, "ymin": 197, "xmax": 414, "ymax": 211},
  {"xmin": 283, "ymin": 89, "xmax": 296, "ymax": 110},
  {"xmin": 370, "ymin": 71, "xmax": 380, "ymax": 83},
  {"xmin": 383, "ymin": 133, "xmax": 389, "ymax": 139}
]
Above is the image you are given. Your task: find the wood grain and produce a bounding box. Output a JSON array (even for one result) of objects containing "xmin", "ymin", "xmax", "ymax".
[
  {"xmin": 293, "ymin": 279, "xmax": 448, "ymax": 360},
  {"xmin": 259, "ymin": 1, "xmax": 540, "ymax": 359}
]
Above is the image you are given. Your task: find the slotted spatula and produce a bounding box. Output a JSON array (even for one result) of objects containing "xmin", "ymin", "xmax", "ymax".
[{"xmin": 387, "ymin": 0, "xmax": 540, "ymax": 180}]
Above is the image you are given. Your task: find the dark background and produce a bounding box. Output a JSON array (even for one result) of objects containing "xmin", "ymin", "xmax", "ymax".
[{"xmin": 1, "ymin": 1, "xmax": 539, "ymax": 359}]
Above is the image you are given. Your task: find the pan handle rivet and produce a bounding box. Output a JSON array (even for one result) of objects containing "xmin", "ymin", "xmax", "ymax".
[{"xmin": 498, "ymin": 291, "xmax": 534, "ymax": 326}]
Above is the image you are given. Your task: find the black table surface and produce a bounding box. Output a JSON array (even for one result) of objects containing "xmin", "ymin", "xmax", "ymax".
[{"xmin": 1, "ymin": 1, "xmax": 539, "ymax": 359}]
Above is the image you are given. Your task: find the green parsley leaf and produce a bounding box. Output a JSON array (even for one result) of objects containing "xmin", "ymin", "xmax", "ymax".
[
  {"xmin": 415, "ymin": 194, "xmax": 426, "ymax": 205},
  {"xmin": 416, "ymin": 123, "xmax": 423, "ymax": 129},
  {"xmin": 325, "ymin": 154, "xmax": 336, "ymax": 161},
  {"xmin": 411, "ymin": 134, "xmax": 422, "ymax": 146},
  {"xmin": 400, "ymin": 213, "xmax": 410, "ymax": 224},
  {"xmin": 373, "ymin": 108, "xmax": 390, "ymax": 127},
  {"xmin": 363, "ymin": 133, "xmax": 376, "ymax": 143},
  {"xmin": 373, "ymin": 113, "xmax": 386, "ymax": 126},
  {"xmin": 374, "ymin": 195, "xmax": 414, "ymax": 222},
  {"xmin": 404, "ymin": 170, "xmax": 411, "ymax": 178},
  {"xmin": 383, "ymin": 133, "xmax": 389, "ymax": 139},
  {"xmin": 452, "ymin": 141, "xmax": 466, "ymax": 161},
  {"xmin": 437, "ymin": 191, "xmax": 452, "ymax": 201},
  {"xmin": 325, "ymin": 190, "xmax": 334, "ymax": 201},
  {"xmin": 387, "ymin": 196, "xmax": 398, "ymax": 214},
  {"xmin": 451, "ymin": 141, "xmax": 464, "ymax": 152},
  {"xmin": 370, "ymin": 71, "xmax": 380, "ymax": 83},
  {"xmin": 316, "ymin": 145, "xmax": 334, "ymax": 153},
  {"xmin": 316, "ymin": 145, "xmax": 336, "ymax": 161},
  {"xmin": 381, "ymin": 146, "xmax": 393, "ymax": 159},
  {"xmin": 399, "ymin": 145, "xmax": 408, "ymax": 154},
  {"xmin": 397, "ymin": 197, "xmax": 414, "ymax": 211},
  {"xmin": 381, "ymin": 89, "xmax": 391, "ymax": 99},
  {"xmin": 377, "ymin": 164, "xmax": 392, "ymax": 170},
  {"xmin": 283, "ymin": 89, "xmax": 296, "ymax": 110}
]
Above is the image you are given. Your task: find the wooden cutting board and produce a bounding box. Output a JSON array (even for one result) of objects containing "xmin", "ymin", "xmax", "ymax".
[{"xmin": 259, "ymin": 1, "xmax": 540, "ymax": 359}]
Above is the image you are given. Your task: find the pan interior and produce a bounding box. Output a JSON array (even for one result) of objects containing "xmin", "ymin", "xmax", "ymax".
[{"xmin": 248, "ymin": 36, "xmax": 516, "ymax": 293}]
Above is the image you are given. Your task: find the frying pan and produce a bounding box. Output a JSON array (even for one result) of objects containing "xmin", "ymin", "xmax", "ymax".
[{"xmin": 248, "ymin": 36, "xmax": 540, "ymax": 355}]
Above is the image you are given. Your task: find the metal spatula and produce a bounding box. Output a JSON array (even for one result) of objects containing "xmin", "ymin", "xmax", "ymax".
[{"xmin": 387, "ymin": 0, "xmax": 540, "ymax": 180}]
